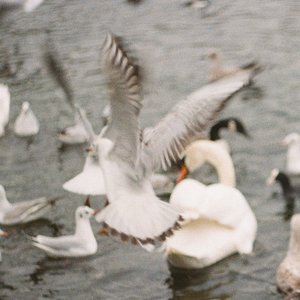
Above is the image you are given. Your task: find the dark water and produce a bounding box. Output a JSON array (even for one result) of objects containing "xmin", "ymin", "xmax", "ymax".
[{"xmin": 0, "ymin": 0, "xmax": 299, "ymax": 299}]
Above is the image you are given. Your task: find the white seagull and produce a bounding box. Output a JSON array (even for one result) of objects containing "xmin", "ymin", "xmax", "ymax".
[
  {"xmin": 14, "ymin": 101, "xmax": 39, "ymax": 137},
  {"xmin": 31, "ymin": 206, "xmax": 97, "ymax": 258},
  {"xmin": 0, "ymin": 0, "xmax": 44, "ymax": 12},
  {"xmin": 0, "ymin": 83, "xmax": 10, "ymax": 137},
  {"xmin": 91, "ymin": 32, "xmax": 260, "ymax": 245},
  {"xmin": 0, "ymin": 184, "xmax": 60, "ymax": 225}
]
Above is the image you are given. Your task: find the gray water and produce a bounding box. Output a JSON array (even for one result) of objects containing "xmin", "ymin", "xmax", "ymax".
[{"xmin": 0, "ymin": 0, "xmax": 299, "ymax": 299}]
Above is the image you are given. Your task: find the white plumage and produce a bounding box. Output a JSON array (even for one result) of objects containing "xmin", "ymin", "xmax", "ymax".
[{"xmin": 0, "ymin": 84, "xmax": 10, "ymax": 137}]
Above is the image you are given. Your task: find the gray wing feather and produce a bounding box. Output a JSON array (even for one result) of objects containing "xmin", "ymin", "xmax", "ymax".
[
  {"xmin": 102, "ymin": 33, "xmax": 143, "ymax": 172},
  {"xmin": 142, "ymin": 70, "xmax": 256, "ymax": 171}
]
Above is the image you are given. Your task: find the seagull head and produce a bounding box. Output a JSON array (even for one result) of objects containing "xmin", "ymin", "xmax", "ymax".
[
  {"xmin": 76, "ymin": 206, "xmax": 95, "ymax": 221},
  {"xmin": 21, "ymin": 101, "xmax": 30, "ymax": 113}
]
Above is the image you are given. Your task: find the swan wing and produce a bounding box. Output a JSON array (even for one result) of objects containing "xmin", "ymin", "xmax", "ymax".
[
  {"xmin": 101, "ymin": 33, "xmax": 143, "ymax": 173},
  {"xmin": 142, "ymin": 70, "xmax": 257, "ymax": 171}
]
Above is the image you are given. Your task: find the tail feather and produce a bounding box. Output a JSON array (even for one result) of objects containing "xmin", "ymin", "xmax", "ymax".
[{"xmin": 95, "ymin": 196, "xmax": 182, "ymax": 244}]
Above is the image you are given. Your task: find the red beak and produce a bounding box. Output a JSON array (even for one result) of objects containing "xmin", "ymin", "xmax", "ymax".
[{"xmin": 176, "ymin": 164, "xmax": 188, "ymax": 184}]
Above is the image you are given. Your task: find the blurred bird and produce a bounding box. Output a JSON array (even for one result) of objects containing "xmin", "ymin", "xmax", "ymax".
[
  {"xmin": 30, "ymin": 206, "xmax": 97, "ymax": 257},
  {"xmin": 92, "ymin": 32, "xmax": 260, "ymax": 246},
  {"xmin": 282, "ymin": 133, "xmax": 300, "ymax": 176},
  {"xmin": 14, "ymin": 101, "xmax": 39, "ymax": 136},
  {"xmin": 0, "ymin": 184, "xmax": 61, "ymax": 225},
  {"xmin": 0, "ymin": 83, "xmax": 10, "ymax": 137},
  {"xmin": 208, "ymin": 49, "xmax": 262, "ymax": 82},
  {"xmin": 184, "ymin": 0, "xmax": 211, "ymax": 10},
  {"xmin": 0, "ymin": 0, "xmax": 44, "ymax": 12}
]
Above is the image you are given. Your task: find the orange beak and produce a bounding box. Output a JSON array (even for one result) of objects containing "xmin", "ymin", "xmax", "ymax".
[{"xmin": 176, "ymin": 164, "xmax": 188, "ymax": 184}]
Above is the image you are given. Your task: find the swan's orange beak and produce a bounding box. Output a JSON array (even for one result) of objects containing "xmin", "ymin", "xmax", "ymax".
[{"xmin": 176, "ymin": 164, "xmax": 188, "ymax": 184}]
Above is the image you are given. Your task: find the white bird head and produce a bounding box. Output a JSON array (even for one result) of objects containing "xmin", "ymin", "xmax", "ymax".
[
  {"xmin": 21, "ymin": 101, "xmax": 30, "ymax": 113},
  {"xmin": 282, "ymin": 133, "xmax": 300, "ymax": 146},
  {"xmin": 76, "ymin": 206, "xmax": 95, "ymax": 221}
]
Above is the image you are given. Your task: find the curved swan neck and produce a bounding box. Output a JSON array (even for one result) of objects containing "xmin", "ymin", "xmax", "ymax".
[{"xmin": 185, "ymin": 140, "xmax": 236, "ymax": 187}]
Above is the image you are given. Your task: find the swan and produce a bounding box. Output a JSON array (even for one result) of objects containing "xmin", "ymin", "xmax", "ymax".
[
  {"xmin": 165, "ymin": 140, "xmax": 257, "ymax": 269},
  {"xmin": 0, "ymin": 84, "xmax": 10, "ymax": 137},
  {"xmin": 0, "ymin": 184, "xmax": 61, "ymax": 225},
  {"xmin": 31, "ymin": 206, "xmax": 97, "ymax": 257},
  {"xmin": 14, "ymin": 101, "xmax": 39, "ymax": 136},
  {"xmin": 277, "ymin": 214, "xmax": 300, "ymax": 297},
  {"xmin": 209, "ymin": 117, "xmax": 250, "ymax": 153},
  {"xmin": 282, "ymin": 133, "xmax": 300, "ymax": 176},
  {"xmin": 208, "ymin": 49, "xmax": 261, "ymax": 82},
  {"xmin": 87, "ymin": 32, "xmax": 258, "ymax": 245}
]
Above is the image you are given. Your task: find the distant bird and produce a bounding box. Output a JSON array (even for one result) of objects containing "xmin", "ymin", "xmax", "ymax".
[
  {"xmin": 0, "ymin": 0, "xmax": 44, "ymax": 12},
  {"xmin": 282, "ymin": 133, "xmax": 300, "ymax": 176},
  {"xmin": 277, "ymin": 214, "xmax": 300, "ymax": 297},
  {"xmin": 209, "ymin": 117, "xmax": 250, "ymax": 152},
  {"xmin": 44, "ymin": 49, "xmax": 90, "ymax": 145},
  {"xmin": 208, "ymin": 49, "xmax": 261, "ymax": 82},
  {"xmin": 14, "ymin": 101, "xmax": 39, "ymax": 136},
  {"xmin": 0, "ymin": 184, "xmax": 60, "ymax": 225},
  {"xmin": 0, "ymin": 228, "xmax": 8, "ymax": 262},
  {"xmin": 92, "ymin": 32, "xmax": 260, "ymax": 246},
  {"xmin": 0, "ymin": 83, "xmax": 10, "ymax": 137},
  {"xmin": 31, "ymin": 206, "xmax": 97, "ymax": 258},
  {"xmin": 184, "ymin": 0, "xmax": 211, "ymax": 10},
  {"xmin": 267, "ymin": 168, "xmax": 300, "ymax": 220}
]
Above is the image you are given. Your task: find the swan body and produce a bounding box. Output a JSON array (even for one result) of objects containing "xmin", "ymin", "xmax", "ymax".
[
  {"xmin": 166, "ymin": 179, "xmax": 257, "ymax": 269},
  {"xmin": 282, "ymin": 133, "xmax": 300, "ymax": 176},
  {"xmin": 0, "ymin": 185, "xmax": 60, "ymax": 225},
  {"xmin": 31, "ymin": 206, "xmax": 97, "ymax": 257},
  {"xmin": 14, "ymin": 102, "xmax": 39, "ymax": 137},
  {"xmin": 277, "ymin": 214, "xmax": 300, "ymax": 296},
  {"xmin": 0, "ymin": 84, "xmax": 10, "ymax": 137}
]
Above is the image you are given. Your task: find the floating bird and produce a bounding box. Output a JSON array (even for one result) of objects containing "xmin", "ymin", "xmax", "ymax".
[
  {"xmin": 282, "ymin": 133, "xmax": 300, "ymax": 176},
  {"xmin": 44, "ymin": 49, "xmax": 90, "ymax": 145},
  {"xmin": 166, "ymin": 141, "xmax": 257, "ymax": 269},
  {"xmin": 277, "ymin": 214, "xmax": 300, "ymax": 297},
  {"xmin": 0, "ymin": 184, "xmax": 60, "ymax": 225},
  {"xmin": 209, "ymin": 117, "xmax": 250, "ymax": 152},
  {"xmin": 93, "ymin": 32, "xmax": 259, "ymax": 246},
  {"xmin": 267, "ymin": 168, "xmax": 300, "ymax": 220},
  {"xmin": 0, "ymin": 0, "xmax": 44, "ymax": 12},
  {"xmin": 31, "ymin": 206, "xmax": 97, "ymax": 257},
  {"xmin": 0, "ymin": 83, "xmax": 10, "ymax": 137},
  {"xmin": 14, "ymin": 101, "xmax": 39, "ymax": 136},
  {"xmin": 208, "ymin": 49, "xmax": 261, "ymax": 82}
]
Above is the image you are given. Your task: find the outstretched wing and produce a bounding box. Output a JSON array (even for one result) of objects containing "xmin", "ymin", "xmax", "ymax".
[
  {"xmin": 101, "ymin": 33, "xmax": 143, "ymax": 171},
  {"xmin": 142, "ymin": 70, "xmax": 257, "ymax": 171}
]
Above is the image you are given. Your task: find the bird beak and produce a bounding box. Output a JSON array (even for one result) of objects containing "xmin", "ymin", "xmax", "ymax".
[
  {"xmin": 176, "ymin": 164, "xmax": 188, "ymax": 184},
  {"xmin": 92, "ymin": 208, "xmax": 101, "ymax": 216}
]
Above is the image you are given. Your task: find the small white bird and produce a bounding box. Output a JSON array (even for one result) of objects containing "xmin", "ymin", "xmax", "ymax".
[
  {"xmin": 0, "ymin": 0, "xmax": 44, "ymax": 12},
  {"xmin": 0, "ymin": 84, "xmax": 10, "ymax": 137},
  {"xmin": 282, "ymin": 133, "xmax": 300, "ymax": 176},
  {"xmin": 31, "ymin": 206, "xmax": 97, "ymax": 258},
  {"xmin": 14, "ymin": 101, "xmax": 39, "ymax": 137},
  {"xmin": 0, "ymin": 184, "xmax": 60, "ymax": 225},
  {"xmin": 277, "ymin": 214, "xmax": 300, "ymax": 297}
]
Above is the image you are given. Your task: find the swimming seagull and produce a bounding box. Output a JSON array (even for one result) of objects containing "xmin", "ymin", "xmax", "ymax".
[
  {"xmin": 0, "ymin": 0, "xmax": 44, "ymax": 12},
  {"xmin": 0, "ymin": 184, "xmax": 61, "ymax": 225},
  {"xmin": 93, "ymin": 32, "xmax": 260, "ymax": 246},
  {"xmin": 209, "ymin": 117, "xmax": 250, "ymax": 152},
  {"xmin": 44, "ymin": 49, "xmax": 90, "ymax": 145},
  {"xmin": 208, "ymin": 49, "xmax": 261, "ymax": 82},
  {"xmin": 30, "ymin": 206, "xmax": 97, "ymax": 258},
  {"xmin": 277, "ymin": 214, "xmax": 300, "ymax": 297},
  {"xmin": 14, "ymin": 101, "xmax": 39, "ymax": 136},
  {"xmin": 282, "ymin": 133, "xmax": 300, "ymax": 176},
  {"xmin": 0, "ymin": 83, "xmax": 10, "ymax": 137}
]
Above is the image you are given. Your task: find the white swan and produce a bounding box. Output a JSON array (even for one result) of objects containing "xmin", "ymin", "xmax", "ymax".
[
  {"xmin": 282, "ymin": 133, "xmax": 300, "ymax": 176},
  {"xmin": 0, "ymin": 184, "xmax": 60, "ymax": 225},
  {"xmin": 209, "ymin": 117, "xmax": 250, "ymax": 153},
  {"xmin": 277, "ymin": 214, "xmax": 300, "ymax": 297},
  {"xmin": 89, "ymin": 33, "xmax": 258, "ymax": 245},
  {"xmin": 208, "ymin": 49, "xmax": 261, "ymax": 83},
  {"xmin": 31, "ymin": 206, "xmax": 97, "ymax": 257},
  {"xmin": 165, "ymin": 140, "xmax": 257, "ymax": 269},
  {"xmin": 0, "ymin": 84, "xmax": 10, "ymax": 137},
  {"xmin": 14, "ymin": 101, "xmax": 39, "ymax": 136}
]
